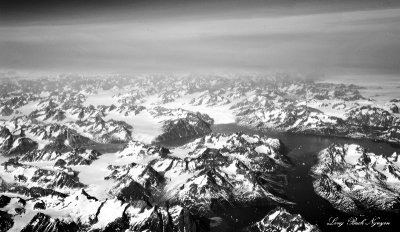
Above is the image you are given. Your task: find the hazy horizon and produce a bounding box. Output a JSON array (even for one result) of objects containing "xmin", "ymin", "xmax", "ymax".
[{"xmin": 1, "ymin": 0, "xmax": 400, "ymax": 76}]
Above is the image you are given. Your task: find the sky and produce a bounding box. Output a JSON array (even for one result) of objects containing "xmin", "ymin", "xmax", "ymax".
[{"xmin": 0, "ymin": 0, "xmax": 400, "ymax": 75}]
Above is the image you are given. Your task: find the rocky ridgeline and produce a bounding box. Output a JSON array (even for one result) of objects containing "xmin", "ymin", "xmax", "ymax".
[
  {"xmin": 150, "ymin": 107, "xmax": 214, "ymax": 142},
  {"xmin": 244, "ymin": 207, "xmax": 320, "ymax": 232},
  {"xmin": 0, "ymin": 190, "xmax": 208, "ymax": 232},
  {"xmin": 345, "ymin": 105, "xmax": 400, "ymax": 142},
  {"xmin": 1, "ymin": 74, "xmax": 400, "ymax": 143},
  {"xmin": 1, "ymin": 74, "xmax": 400, "ymax": 231},
  {"xmin": 20, "ymin": 148, "xmax": 102, "ymax": 166},
  {"xmin": 68, "ymin": 116, "xmax": 133, "ymax": 143},
  {"xmin": 229, "ymin": 82, "xmax": 400, "ymax": 143},
  {"xmin": 105, "ymin": 162, "xmax": 165, "ymax": 203},
  {"xmin": 0, "ymin": 133, "xmax": 304, "ymax": 231},
  {"xmin": 108, "ymin": 133, "xmax": 292, "ymax": 227},
  {"xmin": 28, "ymin": 100, "xmax": 134, "ymax": 144},
  {"xmin": 2, "ymin": 88, "xmax": 215, "ymax": 145},
  {"xmin": 1, "ymin": 123, "xmax": 101, "ymax": 166},
  {"xmin": 2, "ymin": 118, "xmax": 96, "ymax": 149},
  {"xmin": 190, "ymin": 90, "xmax": 231, "ymax": 106},
  {"xmin": 0, "ymin": 127, "xmax": 38, "ymax": 157},
  {"xmin": 311, "ymin": 144, "xmax": 400, "ymax": 214},
  {"xmin": 0, "ymin": 158, "xmax": 84, "ymax": 194},
  {"xmin": 0, "ymin": 126, "xmax": 101, "ymax": 199}
]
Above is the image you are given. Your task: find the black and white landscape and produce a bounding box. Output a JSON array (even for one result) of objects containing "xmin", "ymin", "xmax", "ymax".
[
  {"xmin": 0, "ymin": 74, "xmax": 399, "ymax": 231},
  {"xmin": 1, "ymin": 1, "xmax": 400, "ymax": 232}
]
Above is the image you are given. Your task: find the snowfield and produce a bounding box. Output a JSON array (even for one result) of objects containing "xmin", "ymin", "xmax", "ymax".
[{"xmin": 1, "ymin": 73, "xmax": 399, "ymax": 231}]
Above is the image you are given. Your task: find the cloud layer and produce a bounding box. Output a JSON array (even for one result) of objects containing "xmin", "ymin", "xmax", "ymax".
[{"xmin": 1, "ymin": 7, "xmax": 399, "ymax": 74}]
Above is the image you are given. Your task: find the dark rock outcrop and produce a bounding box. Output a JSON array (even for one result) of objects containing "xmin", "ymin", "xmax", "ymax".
[
  {"xmin": 0, "ymin": 211, "xmax": 14, "ymax": 232},
  {"xmin": 155, "ymin": 110, "xmax": 214, "ymax": 142},
  {"xmin": 21, "ymin": 213, "xmax": 79, "ymax": 232}
]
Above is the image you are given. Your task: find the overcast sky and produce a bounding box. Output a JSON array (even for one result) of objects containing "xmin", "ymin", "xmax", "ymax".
[{"xmin": 1, "ymin": 0, "xmax": 399, "ymax": 74}]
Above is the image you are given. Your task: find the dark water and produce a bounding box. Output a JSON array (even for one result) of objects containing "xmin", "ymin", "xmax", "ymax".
[
  {"xmin": 211, "ymin": 124, "xmax": 400, "ymax": 232},
  {"xmin": 160, "ymin": 124, "xmax": 400, "ymax": 232}
]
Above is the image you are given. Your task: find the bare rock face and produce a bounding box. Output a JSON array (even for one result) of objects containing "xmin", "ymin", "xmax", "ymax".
[
  {"xmin": 0, "ymin": 159, "xmax": 85, "ymax": 194},
  {"xmin": 0, "ymin": 127, "xmax": 12, "ymax": 139},
  {"xmin": 157, "ymin": 134, "xmax": 291, "ymax": 215},
  {"xmin": 2, "ymin": 189, "xmax": 208, "ymax": 232},
  {"xmin": 21, "ymin": 213, "xmax": 79, "ymax": 232},
  {"xmin": 72, "ymin": 116, "xmax": 133, "ymax": 143},
  {"xmin": 0, "ymin": 195, "xmax": 11, "ymax": 208},
  {"xmin": 27, "ymin": 100, "xmax": 133, "ymax": 144},
  {"xmin": 0, "ymin": 127, "xmax": 38, "ymax": 156},
  {"xmin": 311, "ymin": 144, "xmax": 400, "ymax": 214},
  {"xmin": 390, "ymin": 104, "xmax": 399, "ymax": 114},
  {"xmin": 345, "ymin": 105, "xmax": 400, "ymax": 131},
  {"xmin": 0, "ymin": 211, "xmax": 14, "ymax": 232},
  {"xmin": 40, "ymin": 127, "xmax": 93, "ymax": 153},
  {"xmin": 7, "ymin": 137, "xmax": 38, "ymax": 156},
  {"xmin": 0, "ymin": 127, "xmax": 13, "ymax": 152},
  {"xmin": 152, "ymin": 107, "xmax": 215, "ymax": 142},
  {"xmin": 101, "ymin": 133, "xmax": 292, "ymax": 227},
  {"xmin": 21, "ymin": 148, "xmax": 102, "ymax": 166},
  {"xmin": 105, "ymin": 162, "xmax": 165, "ymax": 203},
  {"xmin": 244, "ymin": 207, "xmax": 320, "ymax": 232},
  {"xmin": 0, "ymin": 106, "xmax": 13, "ymax": 116},
  {"xmin": 2, "ymin": 186, "xmax": 67, "ymax": 198}
]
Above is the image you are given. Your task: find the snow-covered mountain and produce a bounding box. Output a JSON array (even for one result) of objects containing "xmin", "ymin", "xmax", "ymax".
[
  {"xmin": 0, "ymin": 132, "xmax": 298, "ymax": 231},
  {"xmin": 1, "ymin": 190, "xmax": 208, "ymax": 232},
  {"xmin": 1, "ymin": 73, "xmax": 399, "ymax": 231},
  {"xmin": 311, "ymin": 144, "xmax": 400, "ymax": 214},
  {"xmin": 244, "ymin": 207, "xmax": 320, "ymax": 232},
  {"xmin": 1, "ymin": 74, "xmax": 399, "ymax": 144}
]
